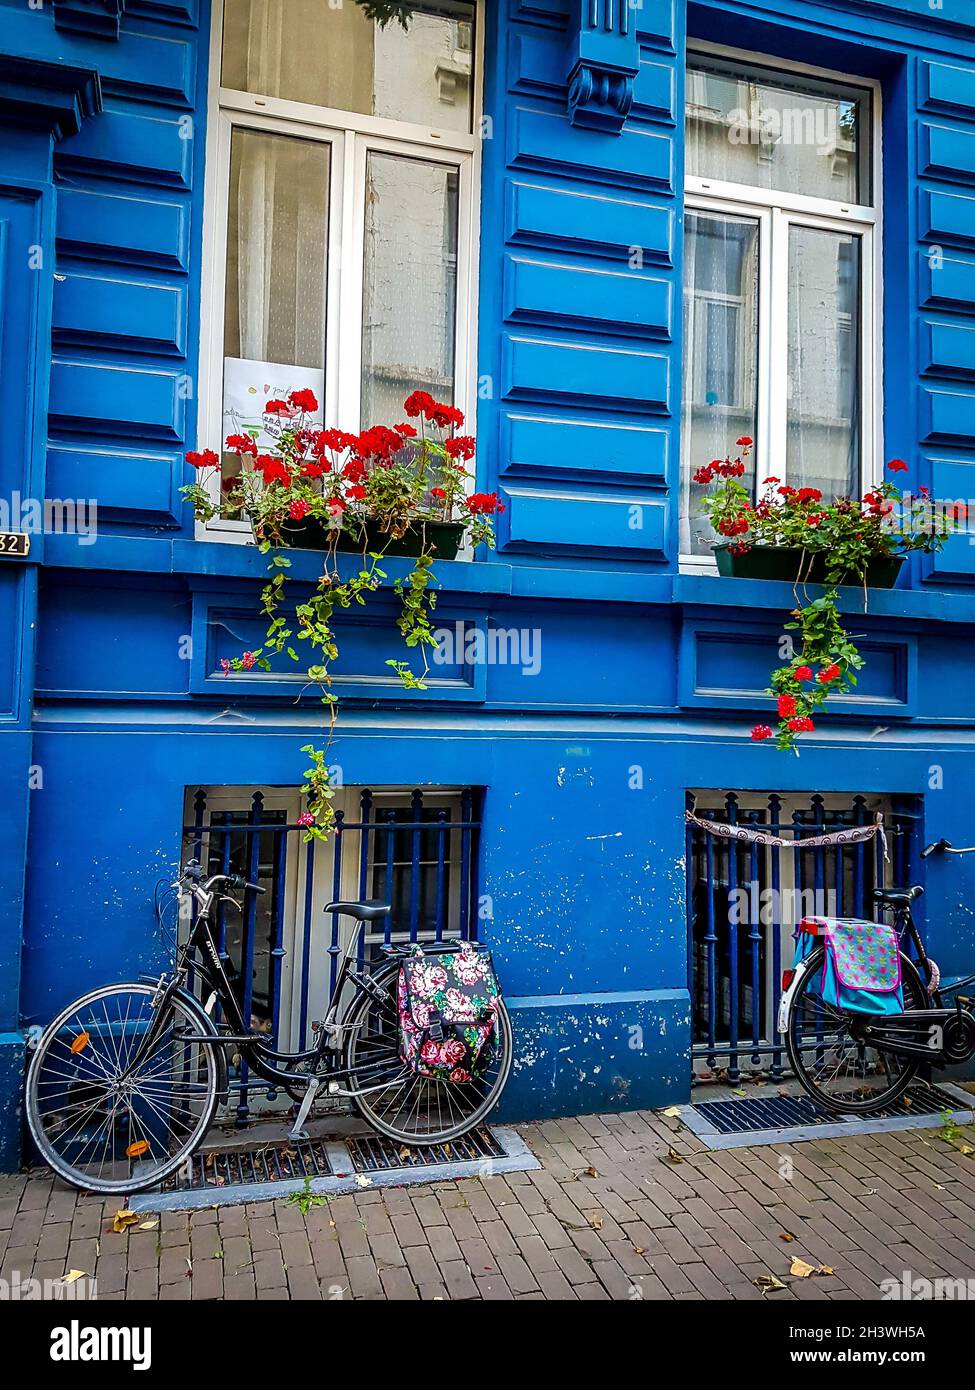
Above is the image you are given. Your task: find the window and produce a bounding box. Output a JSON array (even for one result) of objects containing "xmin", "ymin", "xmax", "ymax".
[
  {"xmin": 681, "ymin": 51, "xmax": 878, "ymax": 560},
  {"xmin": 201, "ymin": 0, "xmax": 479, "ymax": 533}
]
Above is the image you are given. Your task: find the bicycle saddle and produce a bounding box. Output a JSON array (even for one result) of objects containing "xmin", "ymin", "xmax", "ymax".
[
  {"xmin": 873, "ymin": 885, "xmax": 923, "ymax": 908},
  {"xmin": 324, "ymin": 899, "xmax": 391, "ymax": 922}
]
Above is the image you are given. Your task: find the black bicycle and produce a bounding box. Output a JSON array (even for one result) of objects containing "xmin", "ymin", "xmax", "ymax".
[
  {"xmin": 25, "ymin": 860, "xmax": 512, "ymax": 1195},
  {"xmin": 782, "ymin": 839, "xmax": 975, "ymax": 1113}
]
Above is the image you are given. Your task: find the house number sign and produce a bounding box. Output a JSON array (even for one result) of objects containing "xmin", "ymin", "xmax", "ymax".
[{"xmin": 0, "ymin": 532, "xmax": 30, "ymax": 558}]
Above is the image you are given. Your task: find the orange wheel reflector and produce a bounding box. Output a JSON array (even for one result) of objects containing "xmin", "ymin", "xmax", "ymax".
[
  {"xmin": 70, "ymin": 1033, "xmax": 90, "ymax": 1055},
  {"xmin": 126, "ymin": 1141, "xmax": 150, "ymax": 1158},
  {"xmin": 782, "ymin": 970, "xmax": 796, "ymax": 990}
]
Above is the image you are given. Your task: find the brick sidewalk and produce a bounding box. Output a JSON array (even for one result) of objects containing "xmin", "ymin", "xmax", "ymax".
[{"xmin": 5, "ymin": 1107, "xmax": 975, "ymax": 1300}]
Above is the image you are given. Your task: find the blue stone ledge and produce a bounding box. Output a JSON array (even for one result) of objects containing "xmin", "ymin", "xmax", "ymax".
[
  {"xmin": 496, "ymin": 989, "xmax": 690, "ymax": 1123},
  {"xmin": 0, "ymin": 1033, "xmax": 26, "ymax": 1172}
]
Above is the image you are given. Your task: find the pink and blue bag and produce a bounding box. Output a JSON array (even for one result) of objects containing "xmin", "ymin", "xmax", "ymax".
[{"xmin": 795, "ymin": 916, "xmax": 905, "ymax": 1015}]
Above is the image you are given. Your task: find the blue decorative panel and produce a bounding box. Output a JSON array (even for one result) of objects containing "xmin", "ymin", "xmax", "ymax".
[
  {"xmin": 633, "ymin": 0, "xmax": 675, "ymax": 51},
  {"xmin": 922, "ymin": 320, "xmax": 975, "ymax": 379},
  {"xmin": 501, "ymin": 410, "xmax": 668, "ymax": 482},
  {"xmin": 57, "ymin": 188, "xmax": 188, "ymax": 271},
  {"xmin": 500, "ymin": 486, "xmax": 667, "ymax": 555},
  {"xmin": 509, "ymin": 28, "xmax": 672, "ymax": 116},
  {"xmin": 920, "ymin": 61, "xmax": 975, "ymax": 118},
  {"xmin": 920, "ymin": 122, "xmax": 975, "ymax": 182},
  {"xmin": 508, "ymin": 106, "xmax": 673, "ymax": 191},
  {"xmin": 921, "ymin": 386, "xmax": 975, "ymax": 444},
  {"xmin": 96, "ymin": 30, "xmax": 195, "ymax": 105},
  {"xmin": 921, "ymin": 188, "xmax": 975, "ymax": 249},
  {"xmin": 680, "ymin": 622, "xmax": 916, "ymax": 714},
  {"xmin": 924, "ymin": 455, "xmax": 975, "ymax": 580},
  {"xmin": 49, "ymin": 360, "xmax": 186, "ymax": 440},
  {"xmin": 192, "ymin": 598, "xmax": 488, "ymax": 701},
  {"xmin": 53, "ymin": 273, "xmax": 185, "ymax": 355},
  {"xmin": 503, "ymin": 254, "xmax": 671, "ymax": 335},
  {"xmin": 507, "ymin": 180, "xmax": 672, "ymax": 263},
  {"xmin": 129, "ymin": 0, "xmax": 200, "ymax": 22},
  {"xmin": 921, "ymin": 248, "xmax": 975, "ymax": 309},
  {"xmin": 503, "ymin": 333, "xmax": 669, "ymax": 409},
  {"xmin": 56, "ymin": 109, "xmax": 193, "ymax": 188},
  {"xmin": 35, "ymin": 585, "xmax": 191, "ymax": 698},
  {"xmin": 46, "ymin": 443, "xmax": 182, "ymax": 523}
]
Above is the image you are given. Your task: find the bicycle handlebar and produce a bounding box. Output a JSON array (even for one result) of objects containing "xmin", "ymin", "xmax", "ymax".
[
  {"xmin": 921, "ymin": 838, "xmax": 975, "ymax": 858},
  {"xmin": 179, "ymin": 860, "xmax": 266, "ymax": 895}
]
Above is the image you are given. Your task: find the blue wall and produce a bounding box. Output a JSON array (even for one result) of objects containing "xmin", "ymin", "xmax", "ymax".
[{"xmin": 2, "ymin": 0, "xmax": 975, "ymax": 1163}]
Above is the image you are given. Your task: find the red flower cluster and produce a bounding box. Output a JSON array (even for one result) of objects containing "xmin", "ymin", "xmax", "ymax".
[
  {"xmin": 226, "ymin": 433, "xmax": 257, "ymax": 457},
  {"xmin": 403, "ymin": 391, "xmax": 465, "ymax": 429},
  {"xmin": 787, "ymin": 716, "xmax": 815, "ymax": 733},
  {"xmin": 751, "ymin": 724, "xmax": 773, "ymax": 742},
  {"xmin": 186, "ymin": 449, "xmax": 219, "ymax": 470},
  {"xmin": 794, "ymin": 665, "xmax": 813, "ymax": 681},
  {"xmin": 445, "ymin": 435, "xmax": 476, "ymax": 462},
  {"xmin": 777, "ymin": 693, "xmax": 797, "ymax": 718},
  {"xmin": 466, "ymin": 492, "xmax": 505, "ymax": 516},
  {"xmin": 717, "ymin": 514, "xmax": 750, "ymax": 537},
  {"xmin": 695, "ymin": 458, "xmax": 746, "ymax": 485},
  {"xmin": 357, "ymin": 425, "xmax": 404, "ymax": 461},
  {"xmin": 817, "ymin": 663, "xmax": 840, "ymax": 683}
]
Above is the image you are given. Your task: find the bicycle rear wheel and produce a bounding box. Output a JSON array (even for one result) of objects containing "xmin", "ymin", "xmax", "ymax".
[
  {"xmin": 26, "ymin": 983, "xmax": 220, "ymax": 1195},
  {"xmin": 343, "ymin": 966, "xmax": 513, "ymax": 1144},
  {"xmin": 784, "ymin": 947, "xmax": 927, "ymax": 1113}
]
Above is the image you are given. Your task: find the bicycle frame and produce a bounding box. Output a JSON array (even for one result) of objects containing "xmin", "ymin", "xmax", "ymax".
[{"xmin": 146, "ymin": 876, "xmax": 398, "ymax": 1099}]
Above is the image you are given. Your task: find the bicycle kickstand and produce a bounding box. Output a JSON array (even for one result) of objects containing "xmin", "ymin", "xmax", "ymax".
[{"xmin": 287, "ymin": 1075, "xmax": 320, "ymax": 1142}]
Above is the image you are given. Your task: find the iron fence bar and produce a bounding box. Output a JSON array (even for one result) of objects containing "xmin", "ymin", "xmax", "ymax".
[
  {"xmin": 410, "ymin": 788, "xmax": 422, "ymax": 943},
  {"xmin": 269, "ymin": 826, "xmax": 288, "ymax": 1047},
  {"xmin": 748, "ymin": 811, "xmax": 762, "ymax": 1069},
  {"xmin": 236, "ymin": 791, "xmax": 263, "ymax": 1126},
  {"xmin": 460, "ymin": 788, "xmax": 473, "ymax": 941},
  {"xmin": 704, "ymin": 814, "xmax": 718, "ymax": 1069},
  {"xmin": 299, "ymin": 835, "xmax": 315, "ymax": 1048},
  {"xmin": 435, "ymin": 807, "xmax": 447, "ymax": 943},
  {"xmin": 768, "ymin": 793, "xmax": 783, "ymax": 1080},
  {"xmin": 327, "ymin": 813, "xmax": 344, "ymax": 1000},
  {"xmin": 384, "ymin": 808, "xmax": 397, "ymax": 949},
  {"xmin": 725, "ymin": 792, "xmax": 740, "ymax": 1084}
]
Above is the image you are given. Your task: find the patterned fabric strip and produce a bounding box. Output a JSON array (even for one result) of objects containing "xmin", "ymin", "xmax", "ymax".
[{"xmin": 684, "ymin": 810, "xmax": 887, "ymax": 860}]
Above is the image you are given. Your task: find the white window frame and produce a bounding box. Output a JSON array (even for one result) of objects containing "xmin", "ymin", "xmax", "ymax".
[
  {"xmin": 681, "ymin": 42, "xmax": 883, "ymax": 573},
  {"xmin": 197, "ymin": 0, "xmax": 484, "ymax": 544}
]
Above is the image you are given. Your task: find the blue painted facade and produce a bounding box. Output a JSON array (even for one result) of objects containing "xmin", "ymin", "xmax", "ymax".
[{"xmin": 3, "ymin": 0, "xmax": 975, "ymax": 1166}]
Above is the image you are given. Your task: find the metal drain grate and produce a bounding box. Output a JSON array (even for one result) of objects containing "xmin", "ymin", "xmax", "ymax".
[
  {"xmin": 692, "ymin": 1083, "xmax": 962, "ymax": 1136},
  {"xmin": 345, "ymin": 1127, "xmax": 506, "ymax": 1173},
  {"xmin": 162, "ymin": 1136, "xmax": 336, "ymax": 1193}
]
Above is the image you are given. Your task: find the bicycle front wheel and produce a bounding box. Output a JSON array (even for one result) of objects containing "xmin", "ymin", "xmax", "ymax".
[
  {"xmin": 26, "ymin": 983, "xmax": 220, "ymax": 1195},
  {"xmin": 784, "ymin": 947, "xmax": 927, "ymax": 1114},
  {"xmin": 343, "ymin": 966, "xmax": 513, "ymax": 1145}
]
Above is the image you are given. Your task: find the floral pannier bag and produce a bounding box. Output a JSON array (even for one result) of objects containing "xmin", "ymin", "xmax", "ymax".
[
  {"xmin": 794, "ymin": 916, "xmax": 905, "ymax": 1016},
  {"xmin": 397, "ymin": 945, "xmax": 501, "ymax": 1082}
]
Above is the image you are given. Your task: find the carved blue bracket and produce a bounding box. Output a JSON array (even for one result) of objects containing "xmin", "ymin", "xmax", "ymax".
[
  {"xmin": 565, "ymin": 0, "xmax": 640, "ymax": 133},
  {"xmin": 0, "ymin": 55, "xmax": 101, "ymax": 140},
  {"xmin": 54, "ymin": 0, "xmax": 125, "ymax": 41}
]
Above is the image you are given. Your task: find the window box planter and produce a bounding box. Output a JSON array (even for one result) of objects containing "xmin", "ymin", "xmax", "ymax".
[
  {"xmin": 713, "ymin": 544, "xmax": 904, "ymax": 589},
  {"xmin": 278, "ymin": 515, "xmax": 465, "ymax": 560}
]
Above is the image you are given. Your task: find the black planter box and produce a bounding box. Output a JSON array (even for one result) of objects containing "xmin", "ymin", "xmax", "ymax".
[
  {"xmin": 713, "ymin": 545, "xmax": 904, "ymax": 589},
  {"xmin": 274, "ymin": 516, "xmax": 465, "ymax": 560}
]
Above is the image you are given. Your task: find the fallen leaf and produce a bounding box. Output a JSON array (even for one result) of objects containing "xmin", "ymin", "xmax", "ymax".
[
  {"xmin": 112, "ymin": 1210, "xmax": 139, "ymax": 1234},
  {"xmin": 60, "ymin": 1270, "xmax": 87, "ymax": 1285},
  {"xmin": 138, "ymin": 1220, "xmax": 159, "ymax": 1231},
  {"xmin": 960, "ymin": 1144, "xmax": 974, "ymax": 1156},
  {"xmin": 590, "ymin": 1213, "xmax": 603, "ymax": 1230},
  {"xmin": 70, "ymin": 1033, "xmax": 90, "ymax": 1055},
  {"xmin": 779, "ymin": 1232, "xmax": 796, "ymax": 1243},
  {"xmin": 666, "ymin": 1148, "xmax": 684, "ymax": 1165},
  {"xmin": 662, "ymin": 1106, "xmax": 681, "ymax": 1119},
  {"xmin": 584, "ymin": 1166, "xmax": 599, "ymax": 1178},
  {"xmin": 754, "ymin": 1273, "xmax": 786, "ymax": 1295},
  {"xmin": 790, "ymin": 1257, "xmax": 816, "ymax": 1278},
  {"xmin": 903, "ymin": 1096, "xmax": 913, "ymax": 1108}
]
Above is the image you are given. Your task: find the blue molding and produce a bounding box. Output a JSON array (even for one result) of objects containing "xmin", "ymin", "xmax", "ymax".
[
  {"xmin": 54, "ymin": 0, "xmax": 124, "ymax": 41},
  {"xmin": 0, "ymin": 55, "xmax": 100, "ymax": 141},
  {"xmin": 564, "ymin": 0, "xmax": 641, "ymax": 133}
]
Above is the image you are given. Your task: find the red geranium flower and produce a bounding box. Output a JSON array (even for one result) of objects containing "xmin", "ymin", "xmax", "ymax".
[
  {"xmin": 226, "ymin": 433, "xmax": 258, "ymax": 456},
  {"xmin": 751, "ymin": 725, "xmax": 773, "ymax": 741},
  {"xmin": 288, "ymin": 388, "xmax": 319, "ymax": 412},
  {"xmin": 346, "ymin": 485, "xmax": 367, "ymax": 501},
  {"xmin": 430, "ymin": 486, "xmax": 446, "ymax": 500},
  {"xmin": 777, "ymin": 693, "xmax": 797, "ymax": 718},
  {"xmin": 737, "ymin": 436, "xmax": 753, "ymax": 446},
  {"xmin": 403, "ymin": 390, "xmax": 436, "ymax": 419},
  {"xmin": 264, "ymin": 399, "xmax": 291, "ymax": 415},
  {"xmin": 794, "ymin": 665, "xmax": 813, "ymax": 681},
  {"xmin": 430, "ymin": 402, "xmax": 465, "ymax": 429},
  {"xmin": 394, "ymin": 422, "xmax": 418, "ymax": 438},
  {"xmin": 444, "ymin": 435, "xmax": 476, "ymax": 461},
  {"xmin": 888, "ymin": 458, "xmax": 908, "ymax": 473},
  {"xmin": 694, "ymin": 465, "xmax": 715, "ymax": 485},
  {"xmin": 289, "ymin": 499, "xmax": 310, "ymax": 520},
  {"xmin": 466, "ymin": 492, "xmax": 505, "ymax": 515},
  {"xmin": 787, "ymin": 716, "xmax": 815, "ymax": 733},
  {"xmin": 817, "ymin": 663, "xmax": 840, "ymax": 683},
  {"xmin": 186, "ymin": 449, "xmax": 219, "ymax": 470}
]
